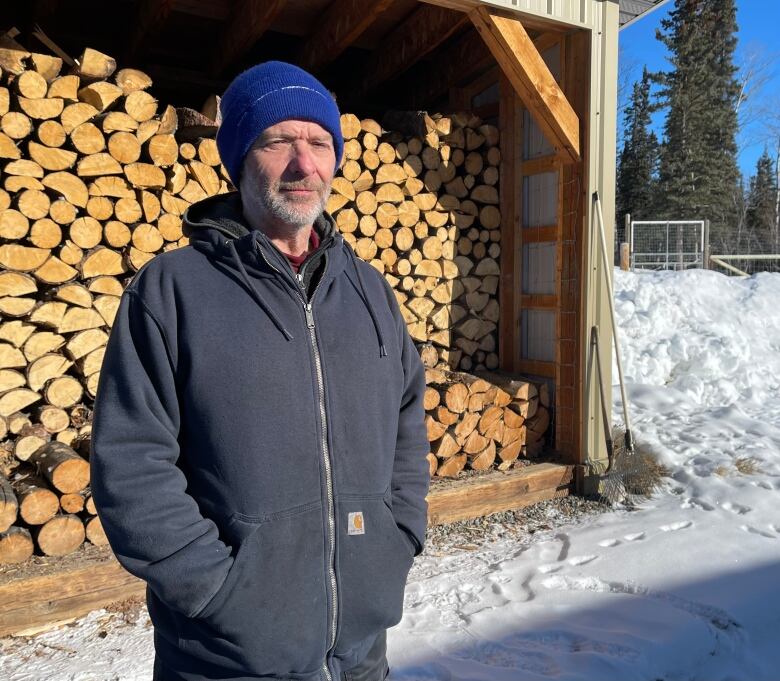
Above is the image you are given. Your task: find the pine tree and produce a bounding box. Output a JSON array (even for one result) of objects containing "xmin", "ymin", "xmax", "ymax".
[
  {"xmin": 653, "ymin": 0, "xmax": 741, "ymax": 252},
  {"xmin": 616, "ymin": 69, "xmax": 660, "ymax": 232},
  {"xmin": 745, "ymin": 149, "xmax": 778, "ymax": 259}
]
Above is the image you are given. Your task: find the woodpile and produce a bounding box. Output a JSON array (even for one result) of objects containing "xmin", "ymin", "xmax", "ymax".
[
  {"xmin": 424, "ymin": 368, "xmax": 550, "ymax": 477},
  {"xmin": 0, "ymin": 39, "xmax": 550, "ymax": 564},
  {"xmin": 0, "ymin": 43, "xmax": 228, "ymax": 563},
  {"xmin": 1, "ymin": 438, "xmax": 100, "ymax": 564},
  {"xmin": 328, "ymin": 110, "xmax": 502, "ymax": 373}
]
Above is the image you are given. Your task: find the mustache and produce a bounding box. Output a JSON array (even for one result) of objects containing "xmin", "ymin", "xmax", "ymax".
[{"xmin": 276, "ymin": 179, "xmax": 326, "ymax": 192}]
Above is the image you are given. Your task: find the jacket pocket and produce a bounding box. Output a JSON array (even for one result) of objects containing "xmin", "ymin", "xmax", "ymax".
[
  {"xmin": 334, "ymin": 495, "xmax": 415, "ymax": 656},
  {"xmin": 179, "ymin": 501, "xmax": 328, "ymax": 677}
]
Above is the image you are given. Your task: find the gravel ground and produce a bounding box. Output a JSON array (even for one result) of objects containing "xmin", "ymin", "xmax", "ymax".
[{"xmin": 423, "ymin": 494, "xmax": 613, "ymax": 553}]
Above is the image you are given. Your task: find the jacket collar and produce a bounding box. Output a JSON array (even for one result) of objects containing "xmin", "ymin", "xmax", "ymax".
[{"xmin": 181, "ymin": 192, "xmax": 387, "ymax": 357}]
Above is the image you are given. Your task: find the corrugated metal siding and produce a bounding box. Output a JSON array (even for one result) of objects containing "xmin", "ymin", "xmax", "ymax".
[
  {"xmin": 477, "ymin": 0, "xmax": 593, "ymax": 28},
  {"xmin": 477, "ymin": 0, "xmax": 660, "ymax": 28}
]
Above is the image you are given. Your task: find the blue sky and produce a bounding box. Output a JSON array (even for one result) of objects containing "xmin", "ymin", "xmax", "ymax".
[{"xmin": 619, "ymin": 0, "xmax": 780, "ymax": 179}]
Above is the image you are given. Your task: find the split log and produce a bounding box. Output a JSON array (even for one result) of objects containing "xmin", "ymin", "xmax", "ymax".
[
  {"xmin": 0, "ymin": 477, "xmax": 18, "ymax": 532},
  {"xmin": 27, "ymin": 441, "xmax": 89, "ymax": 493},
  {"xmin": 85, "ymin": 515, "xmax": 108, "ymax": 545},
  {"xmin": 35, "ymin": 514, "xmax": 85, "ymax": 556},
  {"xmin": 0, "ymin": 526, "xmax": 34, "ymax": 564},
  {"xmin": 13, "ymin": 473, "xmax": 59, "ymax": 525}
]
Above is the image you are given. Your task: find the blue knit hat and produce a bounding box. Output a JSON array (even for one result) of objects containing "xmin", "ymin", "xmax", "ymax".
[{"xmin": 216, "ymin": 61, "xmax": 344, "ymax": 187}]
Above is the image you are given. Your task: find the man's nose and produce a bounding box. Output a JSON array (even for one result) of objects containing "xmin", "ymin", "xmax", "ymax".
[{"xmin": 288, "ymin": 141, "xmax": 317, "ymax": 176}]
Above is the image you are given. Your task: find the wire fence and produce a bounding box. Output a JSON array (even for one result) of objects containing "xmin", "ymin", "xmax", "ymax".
[
  {"xmin": 625, "ymin": 219, "xmax": 707, "ymax": 271},
  {"xmin": 707, "ymin": 254, "xmax": 780, "ymax": 276},
  {"xmin": 617, "ymin": 215, "xmax": 780, "ymax": 275}
]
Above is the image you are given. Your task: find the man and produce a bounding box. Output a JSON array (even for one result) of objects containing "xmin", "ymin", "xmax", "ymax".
[{"xmin": 90, "ymin": 61, "xmax": 430, "ymax": 681}]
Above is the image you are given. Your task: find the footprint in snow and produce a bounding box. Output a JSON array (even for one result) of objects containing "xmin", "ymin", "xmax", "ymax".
[
  {"xmin": 598, "ymin": 538, "xmax": 620, "ymax": 547},
  {"xmin": 682, "ymin": 497, "xmax": 715, "ymax": 511},
  {"xmin": 540, "ymin": 575, "xmax": 741, "ymax": 634},
  {"xmin": 504, "ymin": 630, "xmax": 640, "ymax": 662},
  {"xmin": 568, "ymin": 554, "xmax": 598, "ymax": 566},
  {"xmin": 659, "ymin": 520, "xmax": 693, "ymax": 532},
  {"xmin": 451, "ymin": 641, "xmax": 560, "ymax": 675},
  {"xmin": 722, "ymin": 501, "xmax": 751, "ymax": 515},
  {"xmin": 740, "ymin": 525, "xmax": 776, "ymax": 539},
  {"xmin": 538, "ymin": 563, "xmax": 563, "ymax": 574},
  {"xmin": 623, "ymin": 532, "xmax": 645, "ymax": 542}
]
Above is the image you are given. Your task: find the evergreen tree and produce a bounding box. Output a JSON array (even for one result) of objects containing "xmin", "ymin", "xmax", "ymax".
[
  {"xmin": 745, "ymin": 149, "xmax": 778, "ymax": 257},
  {"xmin": 653, "ymin": 0, "xmax": 741, "ymax": 252},
  {"xmin": 616, "ymin": 69, "xmax": 659, "ymax": 231}
]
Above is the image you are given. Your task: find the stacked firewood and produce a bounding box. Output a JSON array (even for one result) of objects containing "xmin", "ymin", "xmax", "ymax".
[
  {"xmin": 0, "ymin": 45, "xmax": 229, "ymax": 563},
  {"xmin": 423, "ymin": 368, "xmax": 550, "ymax": 477},
  {"xmin": 329, "ymin": 111, "xmax": 501, "ymax": 373},
  {"xmin": 0, "ymin": 438, "xmax": 103, "ymax": 564}
]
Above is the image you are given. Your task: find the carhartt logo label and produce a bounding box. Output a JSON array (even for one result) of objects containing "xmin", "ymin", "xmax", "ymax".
[{"xmin": 348, "ymin": 512, "xmax": 365, "ymax": 535}]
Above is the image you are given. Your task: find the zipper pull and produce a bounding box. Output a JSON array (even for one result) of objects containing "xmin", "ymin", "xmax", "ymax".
[{"xmin": 304, "ymin": 302, "xmax": 315, "ymax": 329}]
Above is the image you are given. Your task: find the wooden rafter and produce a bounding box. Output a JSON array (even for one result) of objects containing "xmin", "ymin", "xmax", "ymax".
[
  {"xmin": 470, "ymin": 6, "xmax": 580, "ymax": 162},
  {"xmin": 299, "ymin": 0, "xmax": 394, "ymax": 74},
  {"xmin": 404, "ymin": 28, "xmax": 492, "ymax": 108},
  {"xmin": 210, "ymin": 0, "xmax": 287, "ymax": 76},
  {"xmin": 145, "ymin": 65, "xmax": 230, "ymax": 93},
  {"xmin": 32, "ymin": 0, "xmax": 60, "ymax": 25},
  {"xmin": 416, "ymin": 0, "xmax": 478, "ymax": 11},
  {"xmin": 125, "ymin": 0, "xmax": 176, "ymax": 64},
  {"xmin": 357, "ymin": 3, "xmax": 468, "ymax": 96}
]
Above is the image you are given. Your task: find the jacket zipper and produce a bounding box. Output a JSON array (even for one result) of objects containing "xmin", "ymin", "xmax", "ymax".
[{"xmin": 254, "ymin": 243, "xmax": 337, "ymax": 681}]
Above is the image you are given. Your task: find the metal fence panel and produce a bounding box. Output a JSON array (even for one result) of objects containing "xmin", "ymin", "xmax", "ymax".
[{"xmin": 629, "ymin": 220, "xmax": 706, "ymax": 271}]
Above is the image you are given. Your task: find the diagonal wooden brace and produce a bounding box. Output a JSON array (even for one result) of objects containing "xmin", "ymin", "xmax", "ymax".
[{"xmin": 470, "ymin": 5, "xmax": 581, "ymax": 163}]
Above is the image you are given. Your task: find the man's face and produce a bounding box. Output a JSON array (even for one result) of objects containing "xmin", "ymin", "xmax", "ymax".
[{"xmin": 240, "ymin": 119, "xmax": 336, "ymax": 229}]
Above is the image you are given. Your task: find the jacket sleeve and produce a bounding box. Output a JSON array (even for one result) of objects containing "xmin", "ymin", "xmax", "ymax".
[
  {"xmin": 90, "ymin": 287, "xmax": 233, "ymax": 617},
  {"xmin": 389, "ymin": 298, "xmax": 431, "ymax": 556}
]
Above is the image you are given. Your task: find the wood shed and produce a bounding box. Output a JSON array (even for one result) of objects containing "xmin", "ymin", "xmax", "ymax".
[{"xmin": 0, "ymin": 0, "xmax": 664, "ymax": 634}]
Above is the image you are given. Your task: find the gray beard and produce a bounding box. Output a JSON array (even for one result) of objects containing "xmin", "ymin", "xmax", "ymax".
[{"xmin": 258, "ymin": 179, "xmax": 330, "ymax": 228}]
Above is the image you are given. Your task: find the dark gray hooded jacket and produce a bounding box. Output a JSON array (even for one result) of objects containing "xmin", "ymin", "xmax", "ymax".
[{"xmin": 90, "ymin": 192, "xmax": 430, "ymax": 680}]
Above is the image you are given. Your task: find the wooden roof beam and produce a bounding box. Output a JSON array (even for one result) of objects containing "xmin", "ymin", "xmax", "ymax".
[
  {"xmin": 299, "ymin": 0, "xmax": 394, "ymax": 74},
  {"xmin": 357, "ymin": 3, "xmax": 468, "ymax": 97},
  {"xmin": 210, "ymin": 0, "xmax": 287, "ymax": 77},
  {"xmin": 125, "ymin": 0, "xmax": 176, "ymax": 65},
  {"xmin": 470, "ymin": 5, "xmax": 580, "ymax": 163},
  {"xmin": 403, "ymin": 28, "xmax": 560, "ymax": 111},
  {"xmin": 403, "ymin": 28, "xmax": 492, "ymax": 108}
]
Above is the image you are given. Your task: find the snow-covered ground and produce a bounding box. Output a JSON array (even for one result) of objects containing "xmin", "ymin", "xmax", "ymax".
[{"xmin": 2, "ymin": 269, "xmax": 780, "ymax": 681}]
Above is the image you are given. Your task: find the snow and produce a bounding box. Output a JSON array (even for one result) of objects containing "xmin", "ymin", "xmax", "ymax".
[{"xmin": 3, "ymin": 268, "xmax": 780, "ymax": 681}]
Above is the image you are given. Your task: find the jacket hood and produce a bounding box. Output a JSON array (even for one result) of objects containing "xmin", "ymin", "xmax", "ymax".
[{"xmin": 181, "ymin": 192, "xmax": 387, "ymax": 356}]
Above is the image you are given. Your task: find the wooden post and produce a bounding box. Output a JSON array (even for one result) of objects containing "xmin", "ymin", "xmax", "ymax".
[
  {"xmin": 620, "ymin": 243, "xmax": 630, "ymax": 271},
  {"xmin": 676, "ymin": 222, "xmax": 684, "ymax": 271},
  {"xmin": 624, "ymin": 213, "xmax": 631, "ymax": 254},
  {"xmin": 703, "ymin": 219, "xmax": 711, "ymax": 269}
]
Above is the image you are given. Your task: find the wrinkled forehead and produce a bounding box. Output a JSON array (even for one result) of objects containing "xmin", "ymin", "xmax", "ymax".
[{"xmin": 252, "ymin": 119, "xmax": 334, "ymax": 147}]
